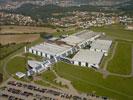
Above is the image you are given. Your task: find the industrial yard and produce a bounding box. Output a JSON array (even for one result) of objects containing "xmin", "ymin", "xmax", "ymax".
[{"xmin": 0, "ymin": 25, "xmax": 133, "ymax": 100}]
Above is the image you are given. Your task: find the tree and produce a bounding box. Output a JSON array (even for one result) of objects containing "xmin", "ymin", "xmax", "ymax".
[{"xmin": 56, "ymin": 29, "xmax": 60, "ymax": 32}]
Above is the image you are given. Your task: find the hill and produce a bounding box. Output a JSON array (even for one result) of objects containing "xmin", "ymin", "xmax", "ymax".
[{"xmin": 0, "ymin": 0, "xmax": 132, "ymax": 6}]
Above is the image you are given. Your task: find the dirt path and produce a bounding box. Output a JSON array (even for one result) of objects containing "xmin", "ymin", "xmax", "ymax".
[
  {"xmin": 33, "ymin": 75, "xmax": 77, "ymax": 95},
  {"xmin": 60, "ymin": 72, "xmax": 133, "ymax": 99},
  {"xmin": 98, "ymin": 42, "xmax": 118, "ymax": 78},
  {"xmin": 103, "ymin": 42, "xmax": 118, "ymax": 71},
  {"xmin": 100, "ymin": 42, "xmax": 133, "ymax": 78},
  {"xmin": 97, "ymin": 69, "xmax": 133, "ymax": 79},
  {"xmin": 3, "ymin": 51, "xmax": 24, "ymax": 79},
  {"xmin": 52, "ymin": 70, "xmax": 79, "ymax": 95}
]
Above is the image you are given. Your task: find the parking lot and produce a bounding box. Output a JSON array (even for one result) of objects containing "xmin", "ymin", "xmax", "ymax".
[{"xmin": 0, "ymin": 78, "xmax": 105, "ymax": 100}]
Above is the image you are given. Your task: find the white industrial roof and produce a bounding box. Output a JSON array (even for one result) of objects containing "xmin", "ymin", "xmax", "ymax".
[
  {"xmin": 61, "ymin": 35, "xmax": 84, "ymax": 46},
  {"xmin": 30, "ymin": 42, "xmax": 71, "ymax": 56},
  {"xmin": 28, "ymin": 60, "xmax": 42, "ymax": 68},
  {"xmin": 28, "ymin": 60, "xmax": 51, "ymax": 73},
  {"xmin": 16, "ymin": 72, "xmax": 26, "ymax": 78},
  {"xmin": 74, "ymin": 30, "xmax": 99, "ymax": 40},
  {"xmin": 49, "ymin": 37, "xmax": 59, "ymax": 41},
  {"xmin": 90, "ymin": 39, "xmax": 112, "ymax": 51},
  {"xmin": 61, "ymin": 30, "xmax": 101, "ymax": 46},
  {"xmin": 72, "ymin": 49, "xmax": 104, "ymax": 64}
]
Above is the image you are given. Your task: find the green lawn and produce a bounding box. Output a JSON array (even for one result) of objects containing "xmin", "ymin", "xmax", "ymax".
[
  {"xmin": 0, "ymin": 38, "xmax": 44, "ymax": 79},
  {"xmin": 53, "ymin": 28, "xmax": 83, "ymax": 36},
  {"xmin": 23, "ymin": 53, "xmax": 43, "ymax": 61},
  {"xmin": 0, "ymin": 43, "xmax": 26, "ymax": 74},
  {"xmin": 100, "ymin": 41, "xmax": 116, "ymax": 68},
  {"xmin": 107, "ymin": 42, "xmax": 132, "ymax": 75},
  {"xmin": 41, "ymin": 70, "xmax": 56, "ymax": 83},
  {"xmin": 91, "ymin": 24, "xmax": 133, "ymax": 41},
  {"xmin": 6, "ymin": 56, "xmax": 27, "ymax": 74},
  {"xmin": 34, "ymin": 80, "xmax": 50, "ymax": 87},
  {"xmin": 41, "ymin": 70, "xmax": 68, "ymax": 88},
  {"xmin": 54, "ymin": 62, "xmax": 133, "ymax": 100},
  {"xmin": 0, "ymin": 43, "xmax": 26, "ymax": 60}
]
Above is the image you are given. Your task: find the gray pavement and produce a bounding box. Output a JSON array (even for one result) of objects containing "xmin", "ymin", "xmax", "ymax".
[{"xmin": 0, "ymin": 77, "xmax": 104, "ymax": 100}]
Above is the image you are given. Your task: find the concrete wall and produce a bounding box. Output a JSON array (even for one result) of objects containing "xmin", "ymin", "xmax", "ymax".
[
  {"xmin": 81, "ymin": 62, "xmax": 86, "ymax": 66},
  {"xmin": 73, "ymin": 60, "xmax": 99, "ymax": 69},
  {"xmin": 33, "ymin": 50, "xmax": 36, "ymax": 55},
  {"xmin": 29, "ymin": 48, "xmax": 32, "ymax": 53},
  {"xmin": 42, "ymin": 53, "xmax": 46, "ymax": 57},
  {"xmin": 47, "ymin": 54, "xmax": 51, "ymax": 59},
  {"xmin": 37, "ymin": 51, "xmax": 41, "ymax": 56},
  {"xmin": 74, "ymin": 61, "xmax": 79, "ymax": 66}
]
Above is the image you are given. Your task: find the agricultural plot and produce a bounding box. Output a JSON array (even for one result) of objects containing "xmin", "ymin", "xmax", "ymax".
[
  {"xmin": 0, "ymin": 43, "xmax": 26, "ymax": 59},
  {"xmin": 0, "ymin": 26, "xmax": 56, "ymax": 34},
  {"xmin": 0, "ymin": 34, "xmax": 40, "ymax": 45},
  {"xmin": 91, "ymin": 24, "xmax": 133, "ymax": 41}
]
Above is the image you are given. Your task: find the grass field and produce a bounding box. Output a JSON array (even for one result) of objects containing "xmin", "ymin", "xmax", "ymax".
[
  {"xmin": 6, "ymin": 56, "xmax": 27, "ymax": 75},
  {"xmin": 40, "ymin": 70, "xmax": 68, "ymax": 88},
  {"xmin": 0, "ymin": 43, "xmax": 26, "ymax": 59},
  {"xmin": 107, "ymin": 42, "xmax": 132, "ymax": 75},
  {"xmin": 53, "ymin": 28, "xmax": 82, "ymax": 36},
  {"xmin": 34, "ymin": 80, "xmax": 51, "ymax": 87},
  {"xmin": 99, "ymin": 41, "xmax": 116, "ymax": 68},
  {"xmin": 0, "ymin": 37, "xmax": 44, "ymax": 80},
  {"xmin": 0, "ymin": 34, "xmax": 40, "ymax": 45},
  {"xmin": 5, "ymin": 52, "xmax": 45, "ymax": 75},
  {"xmin": 54, "ymin": 62, "xmax": 133, "ymax": 100},
  {"xmin": 91, "ymin": 24, "xmax": 133, "ymax": 41},
  {"xmin": 0, "ymin": 25, "xmax": 78, "ymax": 35},
  {"xmin": 23, "ymin": 53, "xmax": 43, "ymax": 61},
  {"xmin": 41, "ymin": 70, "xmax": 56, "ymax": 83}
]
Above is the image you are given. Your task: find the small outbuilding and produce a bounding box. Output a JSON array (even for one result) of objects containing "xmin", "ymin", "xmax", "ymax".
[
  {"xmin": 16, "ymin": 72, "xmax": 26, "ymax": 79},
  {"xmin": 28, "ymin": 60, "xmax": 51, "ymax": 73}
]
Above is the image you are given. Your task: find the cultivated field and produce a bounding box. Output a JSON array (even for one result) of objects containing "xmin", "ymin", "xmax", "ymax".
[
  {"xmin": 0, "ymin": 26, "xmax": 56, "ymax": 34},
  {"xmin": 0, "ymin": 34, "xmax": 40, "ymax": 45},
  {"xmin": 0, "ymin": 43, "xmax": 26, "ymax": 60},
  {"xmin": 91, "ymin": 24, "xmax": 133, "ymax": 41}
]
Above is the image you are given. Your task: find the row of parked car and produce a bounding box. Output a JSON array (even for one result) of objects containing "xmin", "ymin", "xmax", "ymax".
[
  {"xmin": 7, "ymin": 81, "xmax": 87, "ymax": 100},
  {"xmin": 0, "ymin": 93, "xmax": 24, "ymax": 100}
]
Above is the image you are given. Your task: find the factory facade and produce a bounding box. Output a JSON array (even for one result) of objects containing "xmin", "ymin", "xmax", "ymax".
[{"xmin": 25, "ymin": 30, "xmax": 112, "ymax": 75}]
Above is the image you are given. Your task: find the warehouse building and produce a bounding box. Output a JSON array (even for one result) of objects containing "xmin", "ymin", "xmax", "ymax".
[
  {"xmin": 28, "ymin": 42, "xmax": 73, "ymax": 59},
  {"xmin": 61, "ymin": 30, "xmax": 102, "ymax": 48},
  {"xmin": 25, "ymin": 30, "xmax": 108, "ymax": 75},
  {"xmin": 27, "ymin": 30, "xmax": 102, "ymax": 59},
  {"xmin": 71, "ymin": 49, "xmax": 104, "ymax": 68},
  {"xmin": 90, "ymin": 39, "xmax": 112, "ymax": 56}
]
